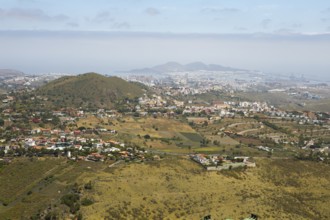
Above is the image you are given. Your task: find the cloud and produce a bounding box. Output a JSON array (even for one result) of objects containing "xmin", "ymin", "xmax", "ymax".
[
  {"xmin": 234, "ymin": 26, "xmax": 248, "ymax": 31},
  {"xmin": 321, "ymin": 18, "xmax": 329, "ymax": 22},
  {"xmin": 201, "ymin": 7, "xmax": 240, "ymax": 13},
  {"xmin": 256, "ymin": 5, "xmax": 278, "ymax": 10},
  {"xmin": 67, "ymin": 22, "xmax": 79, "ymax": 28},
  {"xmin": 322, "ymin": 8, "xmax": 330, "ymax": 13},
  {"xmin": 144, "ymin": 7, "xmax": 160, "ymax": 16},
  {"xmin": 261, "ymin": 19, "xmax": 272, "ymax": 29},
  {"xmin": 291, "ymin": 23, "xmax": 302, "ymax": 28},
  {"xmin": 16, "ymin": 0, "xmax": 37, "ymax": 3},
  {"xmin": 111, "ymin": 22, "xmax": 130, "ymax": 29},
  {"xmin": 53, "ymin": 14, "xmax": 70, "ymax": 21},
  {"xmin": 0, "ymin": 8, "xmax": 69, "ymax": 22},
  {"xmin": 274, "ymin": 28, "xmax": 295, "ymax": 34},
  {"xmin": 92, "ymin": 11, "xmax": 114, "ymax": 23}
]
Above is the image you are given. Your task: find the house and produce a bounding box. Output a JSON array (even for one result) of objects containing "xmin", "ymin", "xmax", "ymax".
[
  {"xmin": 25, "ymin": 139, "xmax": 36, "ymax": 148},
  {"xmin": 73, "ymin": 145, "xmax": 82, "ymax": 150},
  {"xmin": 74, "ymin": 130, "xmax": 81, "ymax": 136},
  {"xmin": 42, "ymin": 129, "xmax": 51, "ymax": 135},
  {"xmin": 86, "ymin": 153, "xmax": 104, "ymax": 162},
  {"xmin": 213, "ymin": 101, "xmax": 230, "ymax": 109},
  {"xmin": 103, "ymin": 147, "xmax": 120, "ymax": 152},
  {"xmin": 93, "ymin": 143, "xmax": 104, "ymax": 149}
]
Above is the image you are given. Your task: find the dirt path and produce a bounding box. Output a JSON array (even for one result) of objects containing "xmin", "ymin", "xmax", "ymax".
[{"xmin": 237, "ymin": 128, "xmax": 260, "ymax": 135}]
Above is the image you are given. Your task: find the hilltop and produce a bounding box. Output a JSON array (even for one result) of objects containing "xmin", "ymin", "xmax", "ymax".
[{"xmin": 36, "ymin": 73, "xmax": 145, "ymax": 108}]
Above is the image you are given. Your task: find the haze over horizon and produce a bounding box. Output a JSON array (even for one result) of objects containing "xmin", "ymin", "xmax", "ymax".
[{"xmin": 0, "ymin": 0, "xmax": 330, "ymax": 80}]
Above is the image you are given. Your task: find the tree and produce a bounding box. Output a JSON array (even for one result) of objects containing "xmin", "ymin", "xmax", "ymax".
[
  {"xmin": 267, "ymin": 151, "xmax": 273, "ymax": 158},
  {"xmin": 310, "ymin": 127, "xmax": 314, "ymax": 137},
  {"xmin": 144, "ymin": 134, "xmax": 151, "ymax": 139},
  {"xmin": 298, "ymin": 134, "xmax": 305, "ymax": 147},
  {"xmin": 84, "ymin": 181, "xmax": 92, "ymax": 190},
  {"xmin": 61, "ymin": 193, "xmax": 80, "ymax": 214}
]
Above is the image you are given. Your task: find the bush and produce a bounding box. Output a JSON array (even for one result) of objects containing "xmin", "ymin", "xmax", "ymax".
[
  {"xmin": 45, "ymin": 211, "xmax": 58, "ymax": 220},
  {"xmin": 77, "ymin": 212, "xmax": 83, "ymax": 220},
  {"xmin": 70, "ymin": 203, "xmax": 80, "ymax": 214},
  {"xmin": 61, "ymin": 193, "xmax": 80, "ymax": 208},
  {"xmin": 144, "ymin": 134, "xmax": 151, "ymax": 139},
  {"xmin": 81, "ymin": 198, "xmax": 94, "ymax": 206},
  {"xmin": 84, "ymin": 181, "xmax": 92, "ymax": 190}
]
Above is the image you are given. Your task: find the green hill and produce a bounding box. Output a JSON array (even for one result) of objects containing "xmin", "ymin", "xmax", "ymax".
[{"xmin": 37, "ymin": 73, "xmax": 145, "ymax": 108}]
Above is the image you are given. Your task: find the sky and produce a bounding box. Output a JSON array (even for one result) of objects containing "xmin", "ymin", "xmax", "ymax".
[{"xmin": 0, "ymin": 0, "xmax": 330, "ymax": 80}]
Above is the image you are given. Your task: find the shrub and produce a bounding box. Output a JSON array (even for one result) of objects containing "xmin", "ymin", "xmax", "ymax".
[
  {"xmin": 84, "ymin": 181, "xmax": 92, "ymax": 190},
  {"xmin": 81, "ymin": 198, "xmax": 94, "ymax": 206},
  {"xmin": 61, "ymin": 193, "xmax": 80, "ymax": 208}
]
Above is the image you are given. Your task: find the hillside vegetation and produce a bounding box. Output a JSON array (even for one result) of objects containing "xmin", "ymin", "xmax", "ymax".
[
  {"xmin": 37, "ymin": 73, "xmax": 144, "ymax": 108},
  {"xmin": 1, "ymin": 157, "xmax": 330, "ymax": 219}
]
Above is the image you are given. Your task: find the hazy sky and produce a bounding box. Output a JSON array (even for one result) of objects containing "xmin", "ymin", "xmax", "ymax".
[{"xmin": 0, "ymin": 0, "xmax": 330, "ymax": 79}]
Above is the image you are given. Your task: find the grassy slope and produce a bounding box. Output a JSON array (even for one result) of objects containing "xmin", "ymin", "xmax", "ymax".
[
  {"xmin": 76, "ymin": 116, "xmax": 265, "ymax": 155},
  {"xmin": 37, "ymin": 73, "xmax": 144, "ymax": 108},
  {"xmin": 1, "ymin": 157, "xmax": 330, "ymax": 219},
  {"xmin": 0, "ymin": 158, "xmax": 105, "ymax": 219},
  {"xmin": 0, "ymin": 158, "xmax": 62, "ymax": 205},
  {"xmin": 77, "ymin": 116, "xmax": 203, "ymax": 153},
  {"xmin": 81, "ymin": 157, "xmax": 330, "ymax": 220}
]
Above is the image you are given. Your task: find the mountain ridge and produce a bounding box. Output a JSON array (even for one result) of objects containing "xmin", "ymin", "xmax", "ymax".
[
  {"xmin": 0, "ymin": 69, "xmax": 25, "ymax": 77},
  {"xmin": 126, "ymin": 61, "xmax": 244, "ymax": 74}
]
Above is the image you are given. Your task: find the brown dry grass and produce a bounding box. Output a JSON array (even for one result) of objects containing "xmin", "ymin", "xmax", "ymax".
[
  {"xmin": 80, "ymin": 158, "xmax": 330, "ymax": 220},
  {"xmin": 1, "ymin": 157, "xmax": 330, "ymax": 219}
]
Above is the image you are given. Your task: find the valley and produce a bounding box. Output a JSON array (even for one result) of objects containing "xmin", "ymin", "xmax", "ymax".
[{"xmin": 0, "ymin": 71, "xmax": 329, "ymax": 219}]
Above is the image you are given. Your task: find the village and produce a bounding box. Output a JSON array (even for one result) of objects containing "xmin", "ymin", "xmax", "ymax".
[{"xmin": 0, "ymin": 87, "xmax": 329, "ymax": 166}]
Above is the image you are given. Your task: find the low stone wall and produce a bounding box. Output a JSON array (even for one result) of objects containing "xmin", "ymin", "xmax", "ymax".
[{"xmin": 206, "ymin": 162, "xmax": 246, "ymax": 171}]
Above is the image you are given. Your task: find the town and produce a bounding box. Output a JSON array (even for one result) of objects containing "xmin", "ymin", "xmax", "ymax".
[
  {"xmin": 0, "ymin": 70, "xmax": 329, "ymax": 165},
  {"xmin": 0, "ymin": 70, "xmax": 330, "ymax": 220}
]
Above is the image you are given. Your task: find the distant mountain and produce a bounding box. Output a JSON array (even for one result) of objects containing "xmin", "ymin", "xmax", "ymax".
[
  {"xmin": 184, "ymin": 62, "xmax": 209, "ymax": 71},
  {"xmin": 152, "ymin": 62, "xmax": 186, "ymax": 72},
  {"xmin": 127, "ymin": 62, "xmax": 244, "ymax": 74},
  {"xmin": 37, "ymin": 73, "xmax": 145, "ymax": 108},
  {"xmin": 0, "ymin": 69, "xmax": 24, "ymax": 78}
]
